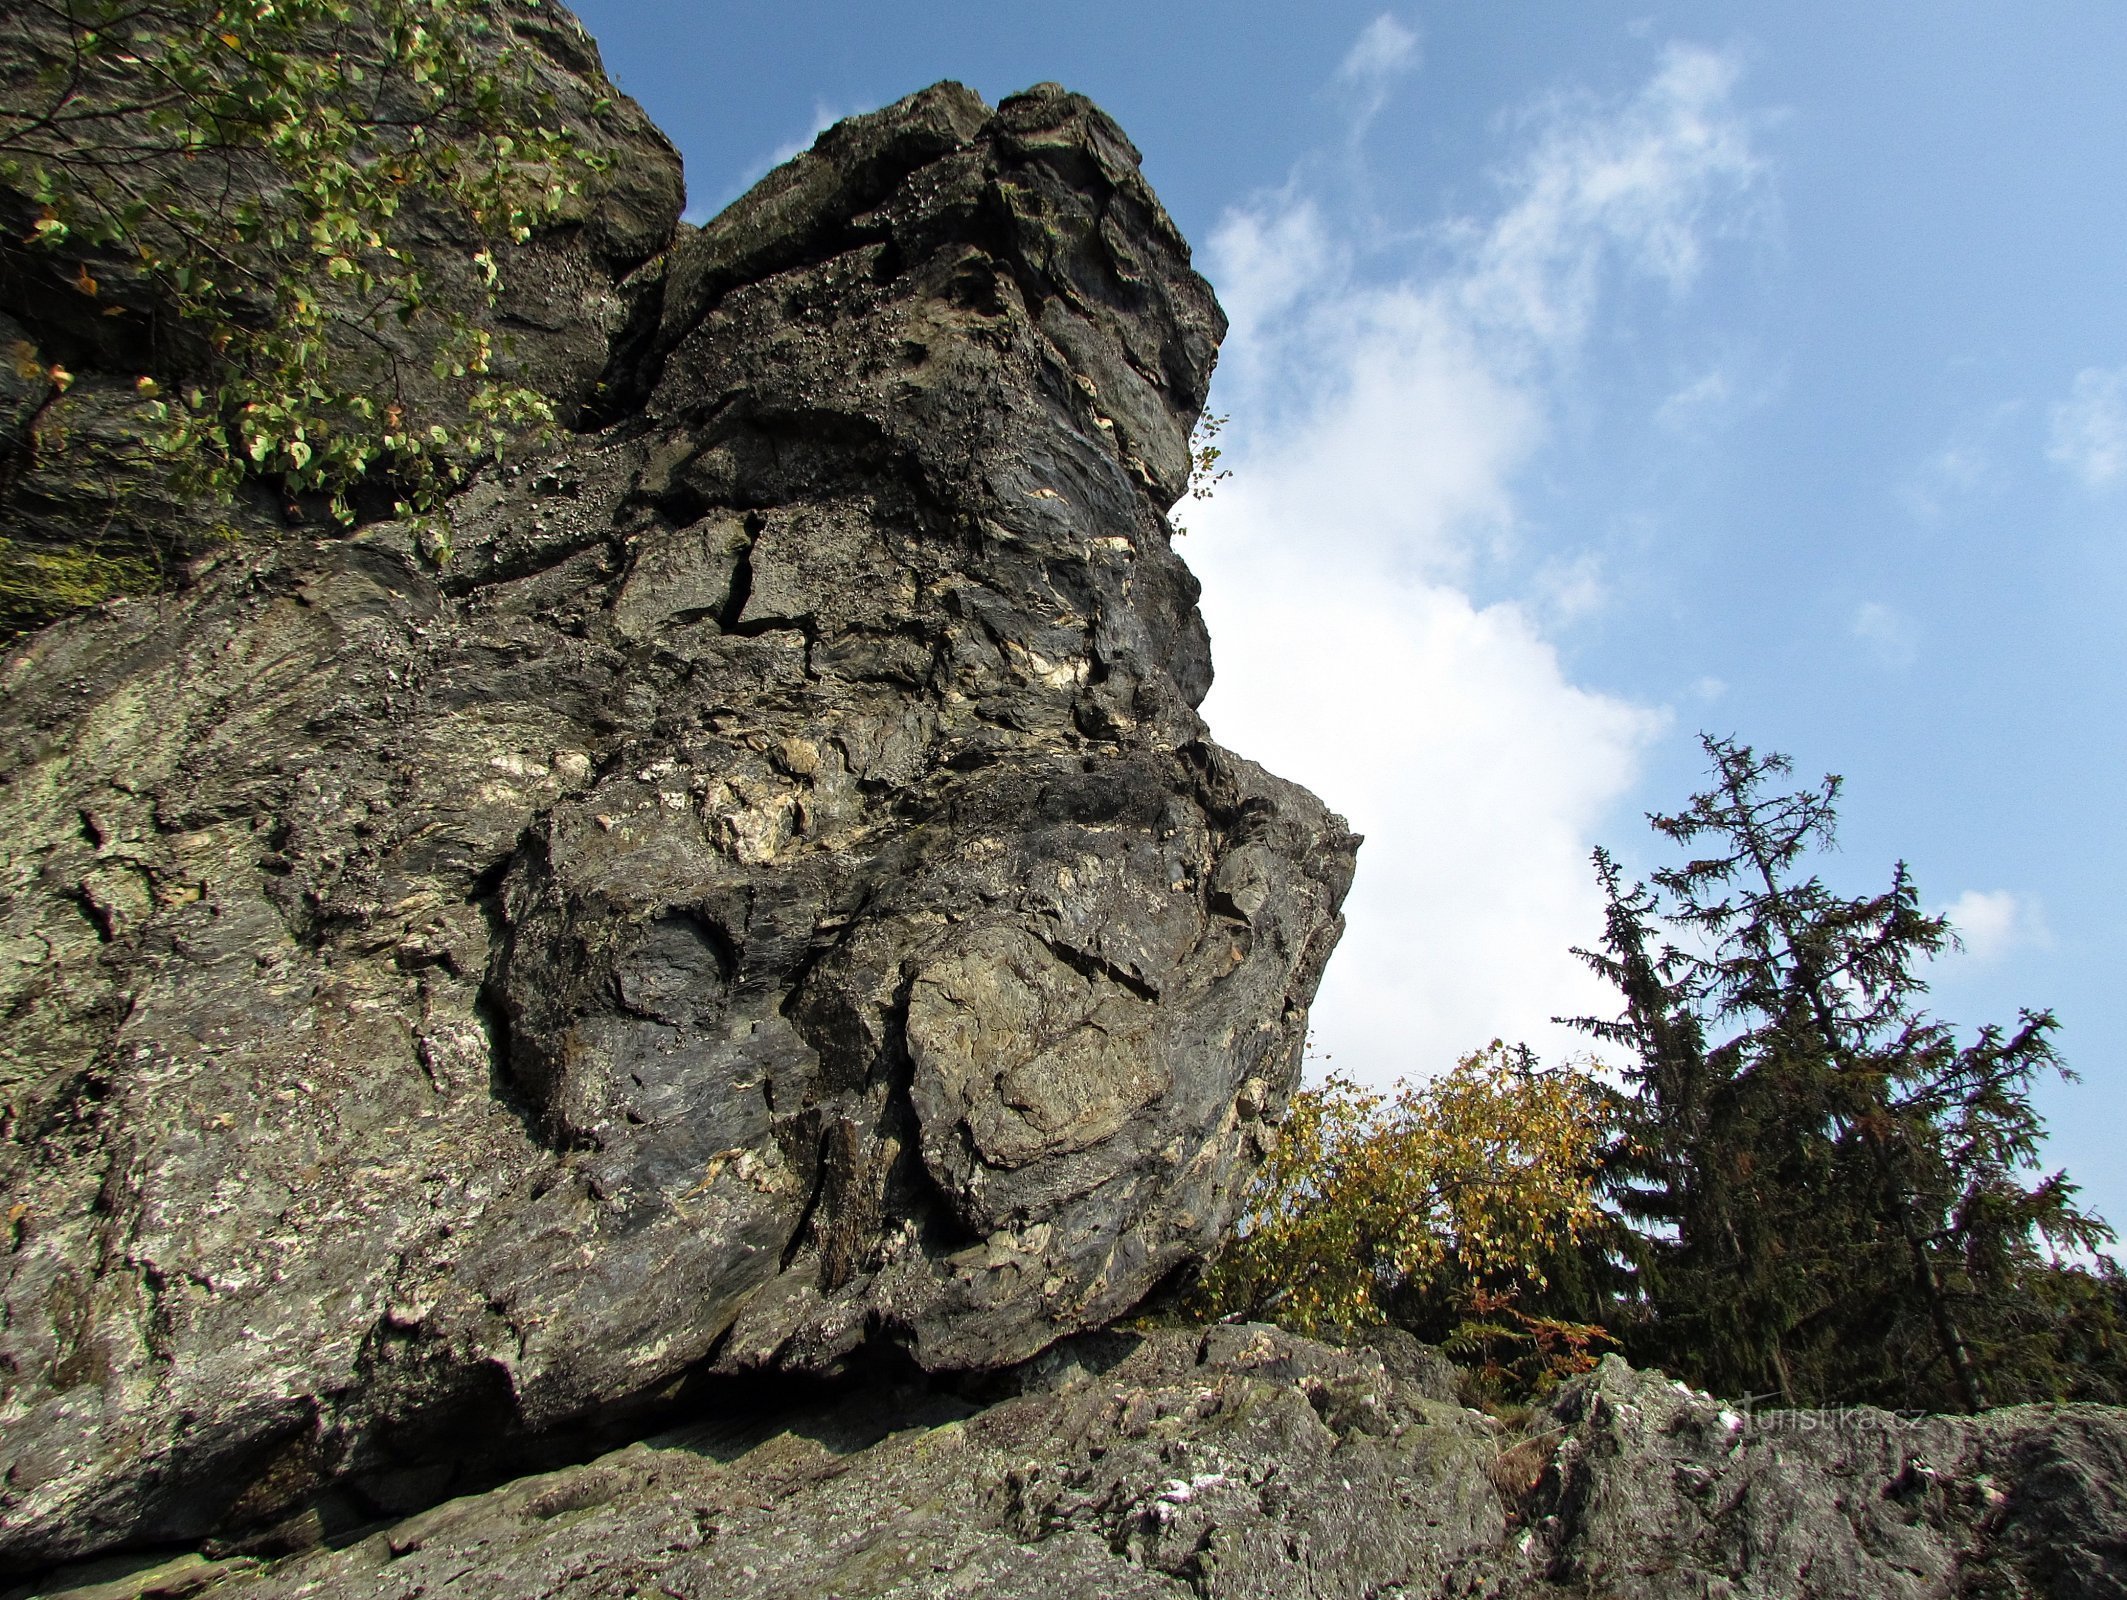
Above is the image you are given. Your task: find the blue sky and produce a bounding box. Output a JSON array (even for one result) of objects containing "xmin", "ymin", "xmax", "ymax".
[{"xmin": 569, "ymin": 2, "xmax": 2127, "ymax": 1231}]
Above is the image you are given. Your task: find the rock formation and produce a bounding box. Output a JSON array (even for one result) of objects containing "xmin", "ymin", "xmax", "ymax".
[
  {"xmin": 23, "ymin": 1324, "xmax": 2127, "ymax": 1599},
  {"xmin": 9, "ymin": 10, "xmax": 2127, "ymax": 1598},
  {"xmin": 0, "ymin": 20, "xmax": 1356, "ymax": 1571},
  {"xmin": 0, "ymin": 0, "xmax": 688, "ymax": 621}
]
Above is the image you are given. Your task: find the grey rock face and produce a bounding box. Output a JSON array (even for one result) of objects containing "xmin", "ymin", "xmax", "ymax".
[
  {"xmin": 33, "ymin": 1327, "xmax": 2122, "ymax": 1600},
  {"xmin": 0, "ymin": 1, "xmax": 687, "ymax": 605},
  {"xmin": 1527, "ymin": 1357, "xmax": 2127, "ymax": 1599},
  {"xmin": 0, "ymin": 70, "xmax": 1356, "ymax": 1569}
]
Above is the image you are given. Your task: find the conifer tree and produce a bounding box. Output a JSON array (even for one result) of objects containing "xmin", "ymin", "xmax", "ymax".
[{"xmin": 1565, "ymin": 735, "xmax": 2111, "ymax": 1411}]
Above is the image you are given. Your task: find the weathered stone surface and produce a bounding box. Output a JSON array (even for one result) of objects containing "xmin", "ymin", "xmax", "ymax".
[
  {"xmin": 16, "ymin": 1326, "xmax": 2121, "ymax": 1600},
  {"xmin": 1527, "ymin": 1356, "xmax": 2127, "ymax": 1599},
  {"xmin": 0, "ymin": 1, "xmax": 687, "ymax": 609},
  {"xmin": 0, "ymin": 57, "xmax": 1356, "ymax": 1572}
]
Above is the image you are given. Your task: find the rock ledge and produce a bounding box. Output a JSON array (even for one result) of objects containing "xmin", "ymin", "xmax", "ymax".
[{"xmin": 19, "ymin": 1326, "xmax": 2127, "ymax": 1600}]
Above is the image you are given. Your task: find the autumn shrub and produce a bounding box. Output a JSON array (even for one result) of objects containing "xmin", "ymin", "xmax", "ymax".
[
  {"xmin": 1443, "ymin": 1286, "xmax": 1617, "ymax": 1404},
  {"xmin": 1190, "ymin": 1041, "xmax": 1611, "ymax": 1343}
]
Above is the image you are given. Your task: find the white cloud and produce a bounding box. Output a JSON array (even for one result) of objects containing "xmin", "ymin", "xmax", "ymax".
[
  {"xmin": 1531, "ymin": 550, "xmax": 1610, "ymax": 624},
  {"xmin": 1189, "ymin": 36, "xmax": 1759, "ymax": 1081},
  {"xmin": 691, "ymin": 98, "xmax": 863, "ymax": 220},
  {"xmin": 1194, "ymin": 551, "xmax": 1666, "ymax": 1073},
  {"xmin": 2048, "ymin": 366, "xmax": 2127, "ymax": 489},
  {"xmin": 1456, "ymin": 46, "xmax": 1762, "ymax": 351},
  {"xmin": 1340, "ymin": 15, "xmax": 1421, "ymax": 85},
  {"xmin": 1200, "ymin": 199, "xmax": 1339, "ymax": 365},
  {"xmin": 1900, "ymin": 443, "xmax": 1991, "ymax": 521},
  {"xmin": 1333, "ymin": 16, "xmax": 1421, "ymax": 143},
  {"xmin": 1850, "ymin": 600, "xmax": 1919, "ymax": 668},
  {"xmin": 1899, "ymin": 400, "xmax": 2023, "ymax": 520},
  {"xmin": 1936, "ymin": 889, "xmax": 2051, "ymax": 966},
  {"xmin": 1655, "ymin": 368, "xmax": 1733, "ymax": 433}
]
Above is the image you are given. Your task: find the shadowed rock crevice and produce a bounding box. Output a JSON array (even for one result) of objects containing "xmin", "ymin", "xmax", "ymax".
[{"xmin": 0, "ymin": 37, "xmax": 1357, "ymax": 1574}]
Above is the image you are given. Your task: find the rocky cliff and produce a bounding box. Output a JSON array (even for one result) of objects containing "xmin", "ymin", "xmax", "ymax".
[
  {"xmin": 0, "ymin": 28, "xmax": 1355, "ymax": 1572},
  {"xmin": 7, "ymin": 12, "xmax": 2127, "ymax": 1599},
  {"xmin": 0, "ymin": 0, "xmax": 688, "ymax": 622}
]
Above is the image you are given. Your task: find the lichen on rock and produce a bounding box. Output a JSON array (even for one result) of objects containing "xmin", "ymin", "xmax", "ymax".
[
  {"xmin": 0, "ymin": 34, "xmax": 1357, "ymax": 1571},
  {"xmin": 33, "ymin": 1325, "xmax": 2127, "ymax": 1600}
]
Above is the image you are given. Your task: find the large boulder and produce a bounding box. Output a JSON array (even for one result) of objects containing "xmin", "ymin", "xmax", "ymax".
[{"xmin": 0, "ymin": 58, "xmax": 1356, "ymax": 1571}]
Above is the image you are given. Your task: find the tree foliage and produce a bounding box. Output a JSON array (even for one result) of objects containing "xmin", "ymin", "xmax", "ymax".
[
  {"xmin": 1441, "ymin": 1286, "xmax": 1617, "ymax": 1405},
  {"xmin": 1562, "ymin": 734, "xmax": 2114, "ymax": 1411},
  {"xmin": 1190, "ymin": 1042, "xmax": 1609, "ymax": 1339},
  {"xmin": 0, "ymin": 0, "xmax": 590, "ymax": 622},
  {"xmin": 1208, "ymin": 736, "xmax": 2123, "ymax": 1415},
  {"xmin": 1166, "ymin": 411, "xmax": 1228, "ymax": 537}
]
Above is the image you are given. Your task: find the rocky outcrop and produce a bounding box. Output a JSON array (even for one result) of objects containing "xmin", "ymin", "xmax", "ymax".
[
  {"xmin": 0, "ymin": 1, "xmax": 687, "ymax": 615},
  {"xmin": 0, "ymin": 55, "xmax": 1356, "ymax": 1572},
  {"xmin": 7, "ymin": 11, "xmax": 2127, "ymax": 1596},
  {"xmin": 20, "ymin": 1325, "xmax": 2126, "ymax": 1600}
]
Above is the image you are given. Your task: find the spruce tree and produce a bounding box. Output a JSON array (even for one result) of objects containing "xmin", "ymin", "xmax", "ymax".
[{"xmin": 1565, "ymin": 735, "xmax": 2112, "ymax": 1411}]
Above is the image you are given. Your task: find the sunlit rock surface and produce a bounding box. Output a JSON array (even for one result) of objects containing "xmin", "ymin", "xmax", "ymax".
[
  {"xmin": 0, "ymin": 42, "xmax": 1355, "ymax": 1568},
  {"xmin": 28, "ymin": 1327, "xmax": 2127, "ymax": 1600}
]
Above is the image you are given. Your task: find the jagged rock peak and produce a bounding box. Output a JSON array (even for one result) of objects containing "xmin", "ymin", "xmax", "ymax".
[{"xmin": 0, "ymin": 37, "xmax": 1358, "ymax": 1575}]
